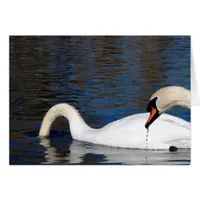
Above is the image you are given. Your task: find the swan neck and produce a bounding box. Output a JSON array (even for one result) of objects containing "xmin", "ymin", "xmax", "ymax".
[
  {"xmin": 39, "ymin": 103, "xmax": 91, "ymax": 137},
  {"xmin": 173, "ymin": 88, "xmax": 190, "ymax": 109},
  {"xmin": 156, "ymin": 87, "xmax": 191, "ymax": 113}
]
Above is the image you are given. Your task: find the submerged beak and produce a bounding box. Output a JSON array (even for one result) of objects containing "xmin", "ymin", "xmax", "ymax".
[{"xmin": 145, "ymin": 106, "xmax": 159, "ymax": 129}]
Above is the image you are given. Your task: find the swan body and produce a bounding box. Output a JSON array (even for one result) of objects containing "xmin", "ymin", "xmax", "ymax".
[{"xmin": 39, "ymin": 103, "xmax": 191, "ymax": 149}]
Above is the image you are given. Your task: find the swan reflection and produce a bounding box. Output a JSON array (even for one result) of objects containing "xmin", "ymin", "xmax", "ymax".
[{"xmin": 39, "ymin": 137, "xmax": 190, "ymax": 165}]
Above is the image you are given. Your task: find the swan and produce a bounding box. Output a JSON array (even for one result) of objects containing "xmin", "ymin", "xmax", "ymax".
[{"xmin": 39, "ymin": 86, "xmax": 191, "ymax": 150}]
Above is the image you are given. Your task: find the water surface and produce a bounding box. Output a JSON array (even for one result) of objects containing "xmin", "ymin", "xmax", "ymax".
[{"xmin": 10, "ymin": 36, "xmax": 190, "ymax": 165}]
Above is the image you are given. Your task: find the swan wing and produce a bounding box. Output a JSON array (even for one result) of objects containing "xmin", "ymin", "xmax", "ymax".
[
  {"xmin": 157, "ymin": 113, "xmax": 190, "ymax": 130},
  {"xmin": 82, "ymin": 113, "xmax": 190, "ymax": 149}
]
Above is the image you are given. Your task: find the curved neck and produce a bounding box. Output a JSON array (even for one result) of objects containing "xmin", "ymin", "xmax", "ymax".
[
  {"xmin": 157, "ymin": 87, "xmax": 191, "ymax": 113},
  {"xmin": 170, "ymin": 88, "xmax": 190, "ymax": 109},
  {"xmin": 39, "ymin": 103, "xmax": 92, "ymax": 138}
]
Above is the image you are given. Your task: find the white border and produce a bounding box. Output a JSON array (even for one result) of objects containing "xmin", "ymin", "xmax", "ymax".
[{"xmin": 1, "ymin": 1, "xmax": 200, "ymax": 200}]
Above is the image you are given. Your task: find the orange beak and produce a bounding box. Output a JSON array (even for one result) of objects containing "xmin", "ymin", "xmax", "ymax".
[{"xmin": 145, "ymin": 106, "xmax": 159, "ymax": 129}]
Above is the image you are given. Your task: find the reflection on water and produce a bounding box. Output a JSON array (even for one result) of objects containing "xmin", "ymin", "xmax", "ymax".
[
  {"xmin": 10, "ymin": 131, "xmax": 190, "ymax": 165},
  {"xmin": 10, "ymin": 36, "xmax": 190, "ymax": 165},
  {"xmin": 41, "ymin": 137, "xmax": 190, "ymax": 165}
]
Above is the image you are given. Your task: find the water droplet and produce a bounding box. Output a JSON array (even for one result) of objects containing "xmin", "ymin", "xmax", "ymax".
[{"xmin": 145, "ymin": 132, "xmax": 149, "ymax": 164}]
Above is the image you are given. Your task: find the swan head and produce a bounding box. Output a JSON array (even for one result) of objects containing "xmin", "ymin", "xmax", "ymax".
[
  {"xmin": 145, "ymin": 86, "xmax": 190, "ymax": 129},
  {"xmin": 145, "ymin": 96, "xmax": 160, "ymax": 129}
]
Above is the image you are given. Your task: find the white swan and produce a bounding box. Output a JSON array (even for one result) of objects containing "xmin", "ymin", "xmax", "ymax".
[{"xmin": 39, "ymin": 86, "xmax": 191, "ymax": 150}]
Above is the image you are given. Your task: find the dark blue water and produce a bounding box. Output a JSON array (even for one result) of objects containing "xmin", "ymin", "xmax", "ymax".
[{"xmin": 10, "ymin": 36, "xmax": 190, "ymax": 165}]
